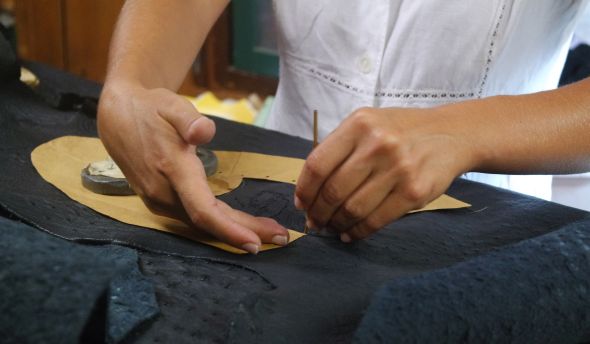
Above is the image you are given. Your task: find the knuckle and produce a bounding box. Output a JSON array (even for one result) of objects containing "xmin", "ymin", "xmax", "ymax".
[
  {"xmin": 154, "ymin": 156, "xmax": 177, "ymax": 177},
  {"xmin": 187, "ymin": 209, "xmax": 204, "ymax": 226},
  {"xmin": 379, "ymin": 136, "xmax": 401, "ymax": 153},
  {"xmin": 136, "ymin": 180, "xmax": 176, "ymax": 213},
  {"xmin": 320, "ymin": 182, "xmax": 342, "ymax": 206},
  {"xmin": 350, "ymin": 107, "xmax": 373, "ymax": 119},
  {"xmin": 375, "ymin": 131, "xmax": 399, "ymax": 149},
  {"xmin": 375, "ymin": 140, "xmax": 399, "ymax": 159},
  {"xmin": 403, "ymin": 181, "xmax": 429, "ymax": 204},
  {"xmin": 349, "ymin": 107, "xmax": 374, "ymax": 130},
  {"xmin": 368, "ymin": 127, "xmax": 385, "ymax": 141},
  {"xmin": 294, "ymin": 187, "xmax": 308, "ymax": 204},
  {"xmin": 189, "ymin": 199, "xmax": 221, "ymax": 225},
  {"xmin": 395, "ymin": 158, "xmax": 415, "ymax": 178},
  {"xmin": 304, "ymin": 153, "xmax": 324, "ymax": 179},
  {"xmin": 366, "ymin": 132, "xmax": 400, "ymax": 159},
  {"xmin": 340, "ymin": 201, "xmax": 364, "ymax": 222},
  {"xmin": 140, "ymin": 182, "xmax": 162, "ymax": 203},
  {"xmin": 364, "ymin": 215, "xmax": 384, "ymax": 233}
]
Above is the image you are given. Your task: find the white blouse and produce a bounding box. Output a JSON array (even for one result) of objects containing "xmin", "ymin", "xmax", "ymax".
[{"xmin": 266, "ymin": 0, "xmax": 590, "ymax": 199}]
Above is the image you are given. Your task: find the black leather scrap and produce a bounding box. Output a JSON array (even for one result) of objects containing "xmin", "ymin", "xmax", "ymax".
[
  {"xmin": 22, "ymin": 61, "xmax": 101, "ymax": 115},
  {"xmin": 1, "ymin": 65, "xmax": 590, "ymax": 343},
  {"xmin": 0, "ymin": 217, "xmax": 158, "ymax": 344},
  {"xmin": 355, "ymin": 218, "xmax": 590, "ymax": 343},
  {"xmin": 106, "ymin": 267, "xmax": 159, "ymax": 344}
]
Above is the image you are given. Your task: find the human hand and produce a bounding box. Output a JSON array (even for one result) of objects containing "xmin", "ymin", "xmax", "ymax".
[
  {"xmin": 295, "ymin": 107, "xmax": 475, "ymax": 242},
  {"xmin": 97, "ymin": 82, "xmax": 289, "ymax": 254}
]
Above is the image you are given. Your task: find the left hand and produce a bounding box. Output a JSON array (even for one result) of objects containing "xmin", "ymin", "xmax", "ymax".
[{"xmin": 294, "ymin": 106, "xmax": 475, "ymax": 242}]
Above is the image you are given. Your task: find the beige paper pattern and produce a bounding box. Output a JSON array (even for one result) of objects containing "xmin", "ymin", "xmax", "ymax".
[
  {"xmin": 31, "ymin": 136, "xmax": 470, "ymax": 254},
  {"xmin": 207, "ymin": 150, "xmax": 304, "ymax": 196}
]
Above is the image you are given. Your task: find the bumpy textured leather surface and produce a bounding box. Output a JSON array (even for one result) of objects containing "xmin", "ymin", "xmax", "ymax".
[
  {"xmin": 355, "ymin": 219, "xmax": 590, "ymax": 343},
  {"xmin": 2, "ymin": 64, "xmax": 590, "ymax": 343},
  {"xmin": 0, "ymin": 217, "xmax": 158, "ymax": 344}
]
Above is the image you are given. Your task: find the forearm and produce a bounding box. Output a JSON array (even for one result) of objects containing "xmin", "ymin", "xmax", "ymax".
[
  {"xmin": 105, "ymin": 0, "xmax": 229, "ymax": 90},
  {"xmin": 439, "ymin": 77, "xmax": 590, "ymax": 174}
]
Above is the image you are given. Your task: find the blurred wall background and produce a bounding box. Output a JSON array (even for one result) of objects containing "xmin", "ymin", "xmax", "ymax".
[{"xmin": 7, "ymin": 0, "xmax": 279, "ymax": 98}]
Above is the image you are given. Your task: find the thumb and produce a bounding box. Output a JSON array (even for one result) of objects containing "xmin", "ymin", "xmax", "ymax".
[{"xmin": 159, "ymin": 96, "xmax": 216, "ymax": 145}]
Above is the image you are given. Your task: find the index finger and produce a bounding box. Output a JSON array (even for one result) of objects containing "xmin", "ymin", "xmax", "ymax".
[
  {"xmin": 295, "ymin": 121, "xmax": 358, "ymax": 211},
  {"xmin": 168, "ymin": 150, "xmax": 263, "ymax": 253}
]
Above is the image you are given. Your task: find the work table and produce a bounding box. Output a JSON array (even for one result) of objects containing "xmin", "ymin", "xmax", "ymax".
[{"xmin": 1, "ymin": 63, "xmax": 589, "ymax": 343}]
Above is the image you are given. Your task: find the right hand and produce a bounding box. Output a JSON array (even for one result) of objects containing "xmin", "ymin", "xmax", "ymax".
[{"xmin": 97, "ymin": 82, "xmax": 289, "ymax": 254}]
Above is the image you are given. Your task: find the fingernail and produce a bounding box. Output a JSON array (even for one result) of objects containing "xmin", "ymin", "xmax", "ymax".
[
  {"xmin": 294, "ymin": 195, "xmax": 303, "ymax": 210},
  {"xmin": 271, "ymin": 235, "xmax": 289, "ymax": 246},
  {"xmin": 189, "ymin": 116, "xmax": 207, "ymax": 131},
  {"xmin": 340, "ymin": 233, "xmax": 352, "ymax": 243},
  {"xmin": 242, "ymin": 243, "xmax": 260, "ymax": 255}
]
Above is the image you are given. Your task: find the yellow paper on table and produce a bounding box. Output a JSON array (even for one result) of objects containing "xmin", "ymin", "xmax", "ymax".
[
  {"xmin": 185, "ymin": 92, "xmax": 256, "ymax": 124},
  {"xmin": 31, "ymin": 136, "xmax": 470, "ymax": 254}
]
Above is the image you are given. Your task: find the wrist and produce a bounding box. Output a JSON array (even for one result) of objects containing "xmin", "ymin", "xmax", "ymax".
[
  {"xmin": 102, "ymin": 76, "xmax": 146, "ymax": 97},
  {"xmin": 97, "ymin": 78, "xmax": 144, "ymax": 128},
  {"xmin": 432, "ymin": 101, "xmax": 491, "ymax": 175}
]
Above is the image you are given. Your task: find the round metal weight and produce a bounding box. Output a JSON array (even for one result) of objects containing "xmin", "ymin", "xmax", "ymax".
[
  {"xmin": 81, "ymin": 149, "xmax": 219, "ymax": 196},
  {"xmin": 197, "ymin": 148, "xmax": 218, "ymax": 177},
  {"xmin": 80, "ymin": 166, "xmax": 135, "ymax": 196}
]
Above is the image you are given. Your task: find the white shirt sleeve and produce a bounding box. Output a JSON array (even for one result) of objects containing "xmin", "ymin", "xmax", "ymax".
[{"xmin": 574, "ymin": 1, "xmax": 590, "ymax": 44}]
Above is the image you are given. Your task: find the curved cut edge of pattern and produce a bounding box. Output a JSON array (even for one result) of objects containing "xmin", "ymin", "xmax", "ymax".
[{"xmin": 30, "ymin": 136, "xmax": 305, "ymax": 254}]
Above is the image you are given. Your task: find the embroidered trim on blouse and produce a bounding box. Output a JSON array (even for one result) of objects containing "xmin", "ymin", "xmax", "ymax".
[
  {"xmin": 478, "ymin": 2, "xmax": 507, "ymax": 97},
  {"xmin": 308, "ymin": 68, "xmax": 475, "ymax": 100}
]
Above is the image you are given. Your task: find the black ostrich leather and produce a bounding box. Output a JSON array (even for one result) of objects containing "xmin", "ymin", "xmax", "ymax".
[{"xmin": 1, "ymin": 64, "xmax": 590, "ymax": 343}]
